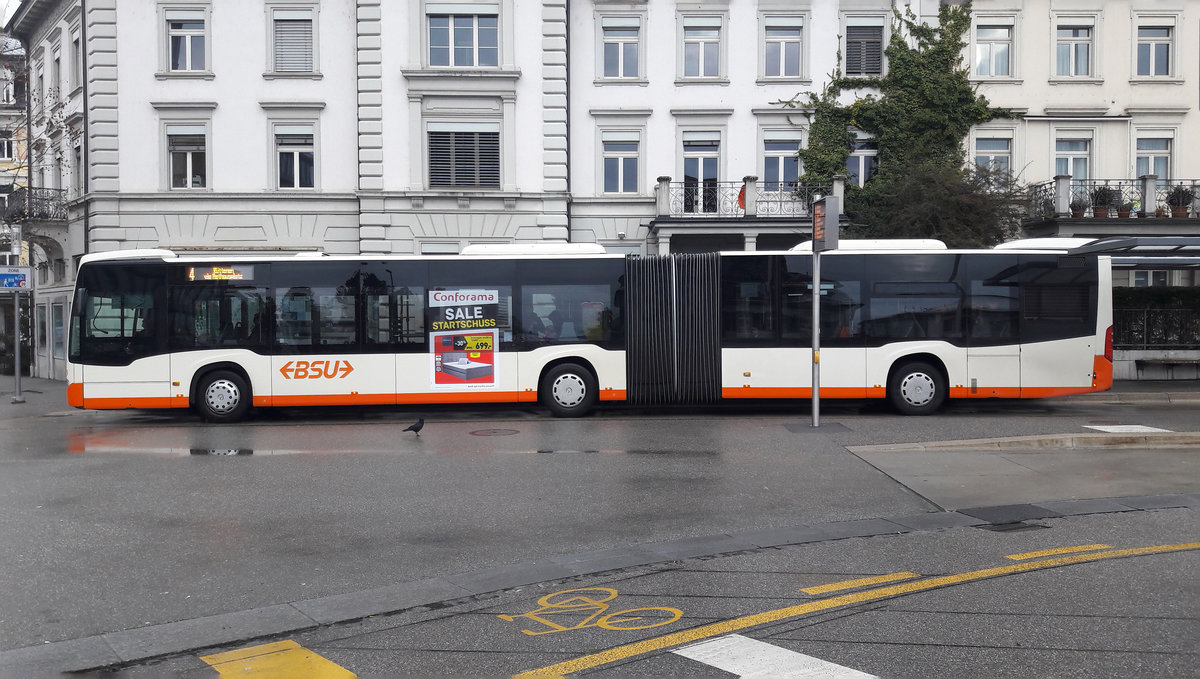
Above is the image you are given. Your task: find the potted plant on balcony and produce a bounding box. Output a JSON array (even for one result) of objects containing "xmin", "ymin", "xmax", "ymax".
[
  {"xmin": 1116, "ymin": 201, "xmax": 1135, "ymax": 218},
  {"xmin": 1069, "ymin": 198, "xmax": 1088, "ymax": 218},
  {"xmin": 1166, "ymin": 185, "xmax": 1195, "ymax": 218},
  {"xmin": 1090, "ymin": 185, "xmax": 1118, "ymax": 218}
]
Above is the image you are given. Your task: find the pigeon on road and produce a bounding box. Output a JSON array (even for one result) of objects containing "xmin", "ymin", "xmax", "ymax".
[{"xmin": 404, "ymin": 418, "xmax": 425, "ymax": 436}]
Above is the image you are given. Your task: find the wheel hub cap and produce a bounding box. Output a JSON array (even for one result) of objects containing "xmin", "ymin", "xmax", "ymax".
[
  {"xmin": 552, "ymin": 375, "xmax": 586, "ymax": 407},
  {"xmin": 205, "ymin": 380, "xmax": 240, "ymax": 414},
  {"xmin": 900, "ymin": 373, "xmax": 935, "ymax": 406}
]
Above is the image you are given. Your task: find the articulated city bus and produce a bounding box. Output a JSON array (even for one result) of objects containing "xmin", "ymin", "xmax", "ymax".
[{"xmin": 67, "ymin": 240, "xmax": 1112, "ymax": 422}]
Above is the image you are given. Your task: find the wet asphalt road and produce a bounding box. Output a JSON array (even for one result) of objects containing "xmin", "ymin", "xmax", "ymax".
[{"xmin": 0, "ymin": 382, "xmax": 1197, "ymax": 676}]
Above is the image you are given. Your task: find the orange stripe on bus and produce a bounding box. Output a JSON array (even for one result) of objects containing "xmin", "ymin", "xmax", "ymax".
[
  {"xmin": 598, "ymin": 389, "xmax": 626, "ymax": 401},
  {"xmin": 82, "ymin": 397, "xmax": 181, "ymax": 410},
  {"xmin": 721, "ymin": 387, "xmax": 869, "ymax": 399},
  {"xmin": 1093, "ymin": 355, "xmax": 1114, "ymax": 391},
  {"xmin": 67, "ymin": 383, "xmax": 84, "ymax": 407}
]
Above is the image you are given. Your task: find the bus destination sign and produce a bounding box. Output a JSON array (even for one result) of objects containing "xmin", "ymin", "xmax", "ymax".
[{"xmin": 187, "ymin": 265, "xmax": 253, "ymax": 281}]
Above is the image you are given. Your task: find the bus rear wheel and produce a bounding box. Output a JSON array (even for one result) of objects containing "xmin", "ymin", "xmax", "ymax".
[
  {"xmin": 888, "ymin": 361, "xmax": 946, "ymax": 416},
  {"xmin": 541, "ymin": 363, "xmax": 597, "ymax": 418},
  {"xmin": 196, "ymin": 370, "xmax": 251, "ymax": 423}
]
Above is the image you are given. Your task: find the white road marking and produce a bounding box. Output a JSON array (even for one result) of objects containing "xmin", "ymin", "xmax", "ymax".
[
  {"xmin": 1083, "ymin": 425, "xmax": 1172, "ymax": 433},
  {"xmin": 673, "ymin": 634, "xmax": 877, "ymax": 678}
]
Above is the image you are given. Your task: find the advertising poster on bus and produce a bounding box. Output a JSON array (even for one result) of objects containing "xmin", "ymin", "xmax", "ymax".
[{"xmin": 428, "ymin": 289, "xmax": 499, "ymax": 388}]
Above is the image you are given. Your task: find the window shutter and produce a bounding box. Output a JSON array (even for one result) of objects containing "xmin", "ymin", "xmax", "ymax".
[
  {"xmin": 477, "ymin": 132, "xmax": 500, "ymax": 187},
  {"xmin": 428, "ymin": 131, "xmax": 500, "ymax": 188},
  {"xmin": 429, "ymin": 131, "xmax": 452, "ymax": 186},
  {"xmin": 845, "ymin": 26, "xmax": 882, "ymax": 75},
  {"xmin": 274, "ymin": 19, "xmax": 313, "ymax": 72}
]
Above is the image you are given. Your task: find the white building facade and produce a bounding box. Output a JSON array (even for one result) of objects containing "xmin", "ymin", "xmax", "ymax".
[{"xmin": 5, "ymin": 0, "xmax": 1197, "ymax": 380}]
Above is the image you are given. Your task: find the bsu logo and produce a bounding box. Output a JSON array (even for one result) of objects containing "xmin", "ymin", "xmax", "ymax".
[{"xmin": 279, "ymin": 360, "xmax": 354, "ymax": 379}]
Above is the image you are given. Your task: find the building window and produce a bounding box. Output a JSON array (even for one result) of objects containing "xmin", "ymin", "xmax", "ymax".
[
  {"xmin": 428, "ymin": 126, "xmax": 500, "ymax": 188},
  {"xmin": 845, "ymin": 25, "xmax": 883, "ymax": 76},
  {"xmin": 168, "ymin": 15, "xmax": 205, "ymax": 71},
  {"xmin": 601, "ymin": 19, "xmax": 639, "ymax": 79},
  {"xmin": 682, "ymin": 133, "xmax": 719, "ymax": 213},
  {"xmin": 51, "ymin": 49, "xmax": 61, "ymax": 98},
  {"xmin": 1136, "ymin": 27, "xmax": 1171, "ymax": 77},
  {"xmin": 168, "ymin": 126, "xmax": 206, "ymax": 189},
  {"xmin": 0, "ymin": 133, "xmax": 12, "ymax": 160},
  {"xmin": 602, "ymin": 136, "xmax": 638, "ymax": 194},
  {"xmin": 682, "ymin": 18, "xmax": 721, "ymax": 78},
  {"xmin": 429, "ymin": 13, "xmax": 498, "ymax": 67},
  {"xmin": 1136, "ymin": 138, "xmax": 1170, "ymax": 180},
  {"xmin": 1133, "ymin": 270, "xmax": 1168, "ymax": 287},
  {"xmin": 1055, "ymin": 138, "xmax": 1090, "ymax": 182},
  {"xmin": 763, "ymin": 137, "xmax": 800, "ymax": 191},
  {"xmin": 73, "ymin": 145, "xmax": 83, "ymax": 195},
  {"xmin": 276, "ymin": 126, "xmax": 314, "ymax": 189},
  {"xmin": 846, "ymin": 138, "xmax": 878, "ymax": 186},
  {"xmin": 975, "ymin": 25, "xmax": 1011, "ymax": 76},
  {"xmin": 1055, "ymin": 26, "xmax": 1092, "ymax": 76},
  {"xmin": 975, "ymin": 138, "xmax": 1011, "ymax": 174},
  {"xmin": 272, "ymin": 9, "xmax": 315, "ymax": 72},
  {"xmin": 764, "ymin": 20, "xmax": 802, "ymax": 78},
  {"xmin": 70, "ymin": 30, "xmax": 82, "ymax": 89}
]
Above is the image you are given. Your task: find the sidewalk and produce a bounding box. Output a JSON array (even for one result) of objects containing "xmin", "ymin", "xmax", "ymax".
[
  {"xmin": 0, "ymin": 376, "xmax": 70, "ymax": 420},
  {"xmin": 1, "ymin": 377, "xmax": 1197, "ymax": 423}
]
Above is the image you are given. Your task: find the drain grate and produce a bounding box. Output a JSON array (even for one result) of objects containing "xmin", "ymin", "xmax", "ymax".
[
  {"xmin": 976, "ymin": 521, "xmax": 1049, "ymax": 533},
  {"xmin": 470, "ymin": 429, "xmax": 520, "ymax": 437}
]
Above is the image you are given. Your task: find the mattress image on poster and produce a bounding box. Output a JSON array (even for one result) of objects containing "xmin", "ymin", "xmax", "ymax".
[{"xmin": 431, "ymin": 331, "xmax": 497, "ymax": 386}]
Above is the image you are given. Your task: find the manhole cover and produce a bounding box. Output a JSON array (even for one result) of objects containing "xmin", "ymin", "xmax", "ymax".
[{"xmin": 470, "ymin": 428, "xmax": 520, "ymax": 437}]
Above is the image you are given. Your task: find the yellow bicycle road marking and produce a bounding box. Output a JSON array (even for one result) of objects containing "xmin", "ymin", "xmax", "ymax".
[
  {"xmin": 201, "ymin": 639, "xmax": 356, "ymax": 678},
  {"xmin": 1006, "ymin": 544, "xmax": 1112, "ymax": 561},
  {"xmin": 801, "ymin": 571, "xmax": 921, "ymax": 594},
  {"xmin": 512, "ymin": 541, "xmax": 1200, "ymax": 679}
]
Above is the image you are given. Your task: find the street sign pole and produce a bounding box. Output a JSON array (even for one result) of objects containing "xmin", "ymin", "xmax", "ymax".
[
  {"xmin": 4, "ymin": 238, "xmax": 30, "ymax": 402},
  {"xmin": 810, "ymin": 196, "xmax": 839, "ymax": 428},
  {"xmin": 11, "ymin": 288, "xmax": 20, "ymax": 403}
]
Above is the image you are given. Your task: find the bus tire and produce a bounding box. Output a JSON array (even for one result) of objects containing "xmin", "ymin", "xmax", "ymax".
[
  {"xmin": 541, "ymin": 363, "xmax": 597, "ymax": 418},
  {"xmin": 196, "ymin": 370, "xmax": 251, "ymax": 423},
  {"xmin": 888, "ymin": 361, "xmax": 946, "ymax": 416}
]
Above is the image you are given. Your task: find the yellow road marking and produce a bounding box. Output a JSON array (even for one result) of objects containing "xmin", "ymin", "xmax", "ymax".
[
  {"xmin": 201, "ymin": 640, "xmax": 356, "ymax": 678},
  {"xmin": 1006, "ymin": 544, "xmax": 1112, "ymax": 561},
  {"xmin": 512, "ymin": 541, "xmax": 1200, "ymax": 679},
  {"xmin": 802, "ymin": 571, "xmax": 921, "ymax": 594}
]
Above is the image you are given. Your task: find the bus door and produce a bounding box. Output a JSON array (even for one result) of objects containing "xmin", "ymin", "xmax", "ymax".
[
  {"xmin": 965, "ymin": 258, "xmax": 1021, "ymax": 397},
  {"xmin": 167, "ymin": 269, "xmax": 273, "ymax": 407},
  {"xmin": 71, "ymin": 264, "xmax": 173, "ymax": 408},
  {"xmin": 270, "ymin": 263, "xmax": 395, "ymax": 407}
]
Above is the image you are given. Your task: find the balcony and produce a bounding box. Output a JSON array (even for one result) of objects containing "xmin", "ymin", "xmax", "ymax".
[
  {"xmin": 655, "ymin": 177, "xmax": 833, "ymax": 219},
  {"xmin": 1026, "ymin": 176, "xmax": 1199, "ymax": 221},
  {"xmin": 3, "ymin": 187, "xmax": 68, "ymax": 223}
]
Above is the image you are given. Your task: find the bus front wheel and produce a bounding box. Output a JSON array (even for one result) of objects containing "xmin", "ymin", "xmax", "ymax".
[
  {"xmin": 888, "ymin": 361, "xmax": 946, "ymax": 416},
  {"xmin": 541, "ymin": 363, "xmax": 597, "ymax": 418},
  {"xmin": 196, "ymin": 370, "xmax": 251, "ymax": 423}
]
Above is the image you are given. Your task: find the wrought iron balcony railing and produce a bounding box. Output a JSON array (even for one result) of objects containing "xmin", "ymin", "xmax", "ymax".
[
  {"xmin": 655, "ymin": 177, "xmax": 833, "ymax": 219},
  {"xmin": 1026, "ymin": 177, "xmax": 1199, "ymax": 220},
  {"xmin": 3, "ymin": 187, "xmax": 68, "ymax": 223}
]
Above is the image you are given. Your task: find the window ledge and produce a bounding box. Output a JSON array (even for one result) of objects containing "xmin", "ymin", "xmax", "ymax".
[
  {"xmin": 1048, "ymin": 77, "xmax": 1104, "ymax": 85},
  {"xmin": 403, "ymin": 68, "xmax": 521, "ymax": 81},
  {"xmin": 1129, "ymin": 77, "xmax": 1184, "ymax": 85},
  {"xmin": 156, "ymin": 71, "xmax": 216, "ymax": 81},
  {"xmin": 970, "ymin": 77, "xmax": 1024, "ymax": 85},
  {"xmin": 673, "ymin": 77, "xmax": 729, "ymax": 86},
  {"xmin": 262, "ymin": 72, "xmax": 323, "ymax": 80},
  {"xmin": 594, "ymin": 78, "xmax": 649, "ymax": 86},
  {"xmin": 757, "ymin": 77, "xmax": 812, "ymax": 86}
]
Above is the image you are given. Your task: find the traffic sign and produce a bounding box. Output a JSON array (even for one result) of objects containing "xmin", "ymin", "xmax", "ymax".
[{"xmin": 1, "ymin": 266, "xmax": 32, "ymax": 289}]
